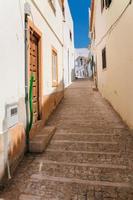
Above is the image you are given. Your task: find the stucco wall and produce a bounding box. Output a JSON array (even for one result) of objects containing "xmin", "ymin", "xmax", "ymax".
[
  {"xmin": 0, "ymin": 0, "xmax": 25, "ymax": 133},
  {"xmin": 0, "ymin": 0, "xmax": 73, "ymax": 182},
  {"xmin": 92, "ymin": 0, "xmax": 133, "ymax": 129},
  {"xmin": 0, "ymin": 0, "xmax": 26, "ymax": 182},
  {"xmin": 63, "ymin": 0, "xmax": 74, "ymax": 87}
]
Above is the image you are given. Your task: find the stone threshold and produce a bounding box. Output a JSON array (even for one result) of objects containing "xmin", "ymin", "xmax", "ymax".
[
  {"xmin": 51, "ymin": 140, "xmax": 118, "ymax": 145},
  {"xmin": 55, "ymin": 132, "xmax": 121, "ymax": 136},
  {"xmin": 46, "ymin": 149, "xmax": 120, "ymax": 155},
  {"xmin": 29, "ymin": 126, "xmax": 56, "ymax": 153},
  {"xmin": 30, "ymin": 174, "xmax": 132, "ymax": 188},
  {"xmin": 36, "ymin": 160, "xmax": 128, "ymax": 170}
]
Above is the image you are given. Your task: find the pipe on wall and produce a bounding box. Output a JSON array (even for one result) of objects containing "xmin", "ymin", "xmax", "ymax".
[{"xmin": 25, "ymin": 13, "xmax": 30, "ymax": 152}]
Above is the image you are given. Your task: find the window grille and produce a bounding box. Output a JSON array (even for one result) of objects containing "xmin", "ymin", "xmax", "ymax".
[
  {"xmin": 52, "ymin": 49, "xmax": 58, "ymax": 87},
  {"xmin": 49, "ymin": 0, "xmax": 56, "ymax": 14},
  {"xmin": 102, "ymin": 47, "xmax": 107, "ymax": 69}
]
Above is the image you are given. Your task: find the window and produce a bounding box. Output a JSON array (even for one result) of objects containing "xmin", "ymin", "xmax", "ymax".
[
  {"xmin": 70, "ymin": 31, "xmax": 72, "ymax": 41},
  {"xmin": 94, "ymin": 27, "xmax": 96, "ymax": 40},
  {"xmin": 80, "ymin": 58, "xmax": 83, "ymax": 66},
  {"xmin": 59, "ymin": 0, "xmax": 65, "ymax": 16},
  {"xmin": 102, "ymin": 47, "xmax": 107, "ymax": 69},
  {"xmin": 49, "ymin": 0, "xmax": 56, "ymax": 14},
  {"xmin": 105, "ymin": 0, "xmax": 112, "ymax": 8},
  {"xmin": 52, "ymin": 49, "xmax": 58, "ymax": 87},
  {"xmin": 101, "ymin": 0, "xmax": 104, "ymax": 12},
  {"xmin": 11, "ymin": 107, "xmax": 18, "ymax": 116},
  {"xmin": 101, "ymin": 0, "xmax": 112, "ymax": 12}
]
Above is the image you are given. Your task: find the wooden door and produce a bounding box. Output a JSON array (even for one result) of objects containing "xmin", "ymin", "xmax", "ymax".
[{"xmin": 29, "ymin": 29, "xmax": 40, "ymax": 125}]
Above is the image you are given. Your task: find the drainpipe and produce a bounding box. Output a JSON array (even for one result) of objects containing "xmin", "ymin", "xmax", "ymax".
[
  {"xmin": 62, "ymin": 7, "xmax": 65, "ymax": 93},
  {"xmin": 25, "ymin": 13, "xmax": 30, "ymax": 152}
]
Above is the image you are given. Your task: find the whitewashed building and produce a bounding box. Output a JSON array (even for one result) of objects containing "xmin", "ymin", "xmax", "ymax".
[
  {"xmin": 75, "ymin": 48, "xmax": 92, "ymax": 78},
  {"xmin": 0, "ymin": 0, "xmax": 74, "ymax": 183},
  {"xmin": 63, "ymin": 0, "xmax": 75, "ymax": 87},
  {"xmin": 90, "ymin": 0, "xmax": 133, "ymax": 129}
]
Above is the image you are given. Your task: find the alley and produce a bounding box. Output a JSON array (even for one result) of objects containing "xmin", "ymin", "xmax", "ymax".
[{"xmin": 0, "ymin": 79, "xmax": 133, "ymax": 200}]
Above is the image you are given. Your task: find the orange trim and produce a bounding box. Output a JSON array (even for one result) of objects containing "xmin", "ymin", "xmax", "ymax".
[
  {"xmin": 61, "ymin": 0, "xmax": 64, "ymax": 9},
  {"xmin": 61, "ymin": 0, "xmax": 64, "ymax": 5},
  {"xmin": 51, "ymin": 47, "xmax": 58, "ymax": 87}
]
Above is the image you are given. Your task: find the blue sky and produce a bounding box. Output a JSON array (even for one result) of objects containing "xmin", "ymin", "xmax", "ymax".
[{"xmin": 68, "ymin": 0, "xmax": 91, "ymax": 48}]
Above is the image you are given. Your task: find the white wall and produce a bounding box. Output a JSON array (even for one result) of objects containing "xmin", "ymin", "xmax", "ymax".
[
  {"xmin": 0, "ymin": 0, "xmax": 25, "ymax": 133},
  {"xmin": 92, "ymin": 0, "xmax": 133, "ymax": 129},
  {"xmin": 0, "ymin": 0, "xmax": 65, "ymax": 134},
  {"xmin": 63, "ymin": 0, "xmax": 74, "ymax": 87},
  {"xmin": 0, "ymin": 0, "xmax": 72, "ymax": 180},
  {"xmin": 28, "ymin": 0, "xmax": 64, "ymax": 95}
]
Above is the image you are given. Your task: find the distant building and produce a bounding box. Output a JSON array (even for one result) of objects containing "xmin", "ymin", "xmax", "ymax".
[{"xmin": 75, "ymin": 48, "xmax": 92, "ymax": 79}]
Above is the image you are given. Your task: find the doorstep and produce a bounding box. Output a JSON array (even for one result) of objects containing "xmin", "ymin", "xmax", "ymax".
[{"xmin": 29, "ymin": 126, "xmax": 56, "ymax": 153}]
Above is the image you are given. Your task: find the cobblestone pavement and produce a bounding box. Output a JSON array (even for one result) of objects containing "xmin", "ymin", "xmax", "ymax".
[{"xmin": 0, "ymin": 79, "xmax": 133, "ymax": 200}]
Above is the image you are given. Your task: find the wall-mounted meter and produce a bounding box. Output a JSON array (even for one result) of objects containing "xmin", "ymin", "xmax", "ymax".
[{"xmin": 6, "ymin": 104, "xmax": 18, "ymax": 128}]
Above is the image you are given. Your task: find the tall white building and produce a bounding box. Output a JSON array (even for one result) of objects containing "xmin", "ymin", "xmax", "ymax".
[
  {"xmin": 63, "ymin": 0, "xmax": 75, "ymax": 87},
  {"xmin": 0, "ymin": 0, "xmax": 74, "ymax": 182},
  {"xmin": 90, "ymin": 0, "xmax": 133, "ymax": 129},
  {"xmin": 75, "ymin": 48, "xmax": 92, "ymax": 78}
]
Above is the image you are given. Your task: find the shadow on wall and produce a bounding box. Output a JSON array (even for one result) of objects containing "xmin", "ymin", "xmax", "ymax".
[
  {"xmin": 41, "ymin": 81, "xmax": 64, "ymax": 125},
  {"xmin": 0, "ymin": 81, "xmax": 64, "ymax": 186},
  {"xmin": 0, "ymin": 108, "xmax": 26, "ymax": 187}
]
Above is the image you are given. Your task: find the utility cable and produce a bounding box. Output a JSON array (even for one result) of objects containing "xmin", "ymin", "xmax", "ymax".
[{"xmin": 95, "ymin": 0, "xmax": 132, "ymax": 47}]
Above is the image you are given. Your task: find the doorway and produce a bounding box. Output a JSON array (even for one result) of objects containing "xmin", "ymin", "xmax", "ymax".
[{"xmin": 28, "ymin": 20, "xmax": 42, "ymax": 126}]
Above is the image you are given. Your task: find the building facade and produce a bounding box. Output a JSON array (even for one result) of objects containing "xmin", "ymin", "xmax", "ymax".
[
  {"xmin": 0, "ymin": 0, "xmax": 74, "ymax": 182},
  {"xmin": 90, "ymin": 0, "xmax": 133, "ymax": 129},
  {"xmin": 63, "ymin": 0, "xmax": 75, "ymax": 87},
  {"xmin": 75, "ymin": 48, "xmax": 92, "ymax": 79}
]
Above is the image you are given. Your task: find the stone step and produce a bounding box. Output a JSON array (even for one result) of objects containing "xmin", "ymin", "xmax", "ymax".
[
  {"xmin": 55, "ymin": 128, "xmax": 129, "ymax": 135},
  {"xmin": 48, "ymin": 140, "xmax": 119, "ymax": 152},
  {"xmin": 53, "ymin": 133, "xmax": 120, "ymax": 142},
  {"xmin": 49, "ymin": 116, "xmax": 121, "ymax": 121},
  {"xmin": 19, "ymin": 194, "xmax": 41, "ymax": 200},
  {"xmin": 33, "ymin": 159, "xmax": 129, "ymax": 170},
  {"xmin": 55, "ymin": 130, "xmax": 129, "ymax": 136},
  {"xmin": 52, "ymin": 122, "xmax": 126, "ymax": 129},
  {"xmin": 51, "ymin": 118, "xmax": 122, "ymax": 124},
  {"xmin": 29, "ymin": 126, "xmax": 56, "ymax": 153},
  {"xmin": 22, "ymin": 178, "xmax": 133, "ymax": 200},
  {"xmin": 30, "ymin": 160, "xmax": 132, "ymax": 183},
  {"xmin": 31, "ymin": 174, "xmax": 132, "ymax": 188},
  {"xmin": 52, "ymin": 109, "xmax": 120, "ymax": 114},
  {"xmin": 43, "ymin": 150, "xmax": 128, "ymax": 165}
]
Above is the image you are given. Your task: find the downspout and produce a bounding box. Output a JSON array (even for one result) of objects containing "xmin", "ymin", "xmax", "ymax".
[
  {"xmin": 29, "ymin": 74, "xmax": 34, "ymax": 131},
  {"xmin": 25, "ymin": 13, "xmax": 30, "ymax": 152},
  {"xmin": 62, "ymin": 5, "xmax": 65, "ymax": 93}
]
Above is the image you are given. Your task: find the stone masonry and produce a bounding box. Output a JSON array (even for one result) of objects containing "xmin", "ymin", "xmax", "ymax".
[{"xmin": 0, "ymin": 79, "xmax": 133, "ymax": 200}]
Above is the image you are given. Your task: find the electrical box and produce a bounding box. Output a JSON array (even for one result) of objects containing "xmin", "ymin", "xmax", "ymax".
[{"xmin": 6, "ymin": 104, "xmax": 18, "ymax": 128}]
